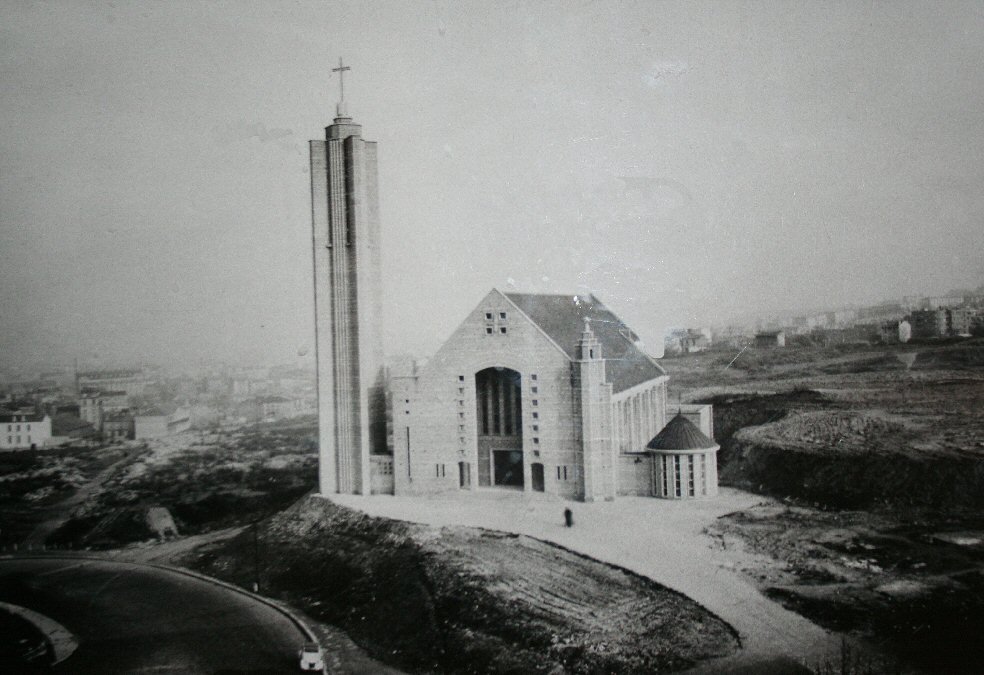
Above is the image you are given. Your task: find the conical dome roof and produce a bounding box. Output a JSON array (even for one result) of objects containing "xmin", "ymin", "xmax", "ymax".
[{"xmin": 646, "ymin": 413, "xmax": 717, "ymax": 451}]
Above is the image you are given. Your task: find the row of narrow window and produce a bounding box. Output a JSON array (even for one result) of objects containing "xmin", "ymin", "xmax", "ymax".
[
  {"xmin": 660, "ymin": 454, "xmax": 707, "ymax": 497},
  {"xmin": 432, "ymin": 462, "xmax": 571, "ymax": 483},
  {"xmin": 7, "ymin": 435, "xmax": 31, "ymax": 445},
  {"xmin": 5, "ymin": 424, "xmax": 30, "ymax": 432}
]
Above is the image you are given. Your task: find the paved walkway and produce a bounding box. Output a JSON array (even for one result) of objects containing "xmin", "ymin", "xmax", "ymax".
[{"xmin": 332, "ymin": 488, "xmax": 842, "ymax": 671}]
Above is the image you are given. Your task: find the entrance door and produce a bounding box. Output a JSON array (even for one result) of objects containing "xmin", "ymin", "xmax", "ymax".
[
  {"xmin": 458, "ymin": 461, "xmax": 471, "ymax": 488},
  {"xmin": 475, "ymin": 367, "xmax": 523, "ymax": 488},
  {"xmin": 531, "ymin": 463, "xmax": 545, "ymax": 492}
]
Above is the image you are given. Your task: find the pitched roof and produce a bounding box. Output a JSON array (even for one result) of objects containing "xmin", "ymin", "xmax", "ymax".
[
  {"xmin": 504, "ymin": 291, "xmax": 665, "ymax": 392},
  {"xmin": 646, "ymin": 413, "xmax": 717, "ymax": 451}
]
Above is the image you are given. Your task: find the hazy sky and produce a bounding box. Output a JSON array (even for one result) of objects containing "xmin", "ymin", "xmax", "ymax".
[{"xmin": 3, "ymin": 1, "xmax": 984, "ymax": 370}]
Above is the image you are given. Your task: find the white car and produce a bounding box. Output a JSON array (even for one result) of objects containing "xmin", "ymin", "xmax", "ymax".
[{"xmin": 298, "ymin": 641, "xmax": 325, "ymax": 672}]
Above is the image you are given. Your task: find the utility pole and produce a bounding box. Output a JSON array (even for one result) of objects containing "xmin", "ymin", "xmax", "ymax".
[{"xmin": 252, "ymin": 520, "xmax": 260, "ymax": 593}]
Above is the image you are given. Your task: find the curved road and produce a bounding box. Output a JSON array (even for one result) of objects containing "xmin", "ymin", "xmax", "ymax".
[{"xmin": 0, "ymin": 557, "xmax": 307, "ymax": 673}]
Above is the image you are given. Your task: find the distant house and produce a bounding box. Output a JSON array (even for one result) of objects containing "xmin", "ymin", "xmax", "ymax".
[
  {"xmin": 101, "ymin": 411, "xmax": 134, "ymax": 442},
  {"xmin": 79, "ymin": 390, "xmax": 128, "ymax": 431},
  {"xmin": 134, "ymin": 406, "xmax": 192, "ymax": 440},
  {"xmin": 0, "ymin": 410, "xmax": 52, "ymax": 450},
  {"xmin": 947, "ymin": 307, "xmax": 974, "ymax": 336},
  {"xmin": 259, "ymin": 395, "xmax": 301, "ymax": 420},
  {"xmin": 754, "ymin": 330, "xmax": 786, "ymax": 348},
  {"xmin": 908, "ymin": 309, "xmax": 947, "ymax": 339},
  {"xmin": 665, "ymin": 328, "xmax": 712, "ymax": 354},
  {"xmin": 879, "ymin": 320, "xmax": 912, "ymax": 344},
  {"xmin": 680, "ymin": 329, "xmax": 711, "ymax": 353},
  {"xmin": 50, "ymin": 412, "xmax": 97, "ymax": 441},
  {"xmin": 908, "ymin": 308, "xmax": 970, "ymax": 338}
]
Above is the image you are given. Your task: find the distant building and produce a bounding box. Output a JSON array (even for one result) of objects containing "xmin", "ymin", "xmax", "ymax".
[
  {"xmin": 857, "ymin": 303, "xmax": 905, "ymax": 322},
  {"xmin": 663, "ymin": 329, "xmax": 688, "ymax": 355},
  {"xmin": 259, "ymin": 395, "xmax": 301, "ymax": 420},
  {"xmin": 50, "ymin": 413, "xmax": 97, "ymax": 441},
  {"xmin": 907, "ymin": 308, "xmax": 970, "ymax": 338},
  {"xmin": 947, "ymin": 307, "xmax": 974, "ymax": 336},
  {"xmin": 824, "ymin": 309, "xmax": 857, "ymax": 328},
  {"xmin": 79, "ymin": 390, "xmax": 128, "ymax": 430},
  {"xmin": 101, "ymin": 411, "xmax": 134, "ymax": 442},
  {"xmin": 909, "ymin": 309, "xmax": 948, "ymax": 339},
  {"xmin": 134, "ymin": 408, "xmax": 191, "ymax": 439},
  {"xmin": 681, "ymin": 329, "xmax": 711, "ymax": 353},
  {"xmin": 1, "ymin": 410, "xmax": 52, "ymax": 450},
  {"xmin": 664, "ymin": 328, "xmax": 712, "ymax": 354},
  {"xmin": 76, "ymin": 369, "xmax": 149, "ymax": 397},
  {"xmin": 879, "ymin": 319, "xmax": 912, "ymax": 344},
  {"xmin": 754, "ymin": 330, "xmax": 786, "ymax": 348},
  {"xmin": 927, "ymin": 295, "xmax": 965, "ymax": 310}
]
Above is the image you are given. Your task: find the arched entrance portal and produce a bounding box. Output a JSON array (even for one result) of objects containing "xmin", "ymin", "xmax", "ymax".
[{"xmin": 475, "ymin": 367, "xmax": 523, "ymax": 488}]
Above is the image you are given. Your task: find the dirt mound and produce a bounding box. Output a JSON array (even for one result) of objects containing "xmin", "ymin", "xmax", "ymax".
[
  {"xmin": 712, "ymin": 505, "xmax": 984, "ymax": 674},
  {"xmin": 721, "ymin": 436, "xmax": 984, "ymax": 510},
  {"xmin": 706, "ymin": 385, "xmax": 984, "ymax": 510},
  {"xmin": 185, "ymin": 495, "xmax": 739, "ymax": 674}
]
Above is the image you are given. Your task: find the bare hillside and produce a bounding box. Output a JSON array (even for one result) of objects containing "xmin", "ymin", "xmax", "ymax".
[{"xmin": 183, "ymin": 495, "xmax": 740, "ymax": 674}]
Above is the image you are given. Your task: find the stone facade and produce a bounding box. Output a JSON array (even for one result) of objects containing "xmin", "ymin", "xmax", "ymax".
[
  {"xmin": 389, "ymin": 289, "xmax": 703, "ymax": 502},
  {"xmin": 0, "ymin": 411, "xmax": 51, "ymax": 450}
]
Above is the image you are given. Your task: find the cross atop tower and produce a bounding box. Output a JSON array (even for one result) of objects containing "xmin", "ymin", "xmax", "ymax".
[{"xmin": 332, "ymin": 57, "xmax": 352, "ymax": 118}]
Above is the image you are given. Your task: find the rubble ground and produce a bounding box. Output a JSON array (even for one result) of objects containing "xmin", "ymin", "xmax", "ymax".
[{"xmin": 664, "ymin": 338, "xmax": 984, "ymax": 673}]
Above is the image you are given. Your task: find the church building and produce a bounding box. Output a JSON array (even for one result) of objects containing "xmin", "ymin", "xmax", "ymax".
[
  {"xmin": 389, "ymin": 290, "xmax": 716, "ymax": 501},
  {"xmin": 310, "ymin": 64, "xmax": 717, "ymax": 501}
]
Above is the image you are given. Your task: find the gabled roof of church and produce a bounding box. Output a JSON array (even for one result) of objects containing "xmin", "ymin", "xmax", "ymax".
[
  {"xmin": 504, "ymin": 292, "xmax": 666, "ymax": 392},
  {"xmin": 646, "ymin": 413, "xmax": 718, "ymax": 451}
]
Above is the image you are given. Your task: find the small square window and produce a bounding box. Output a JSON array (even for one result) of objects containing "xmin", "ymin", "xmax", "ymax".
[
  {"xmin": 459, "ymin": 436, "xmax": 466, "ymax": 444},
  {"xmin": 458, "ymin": 387, "xmax": 464, "ymax": 394},
  {"xmin": 533, "ymin": 437, "xmax": 539, "ymax": 444},
  {"xmin": 458, "ymin": 375, "xmax": 464, "ymax": 381},
  {"xmin": 500, "ymin": 327, "xmax": 507, "ymax": 334},
  {"xmin": 486, "ymin": 327, "xmax": 493, "ymax": 334},
  {"xmin": 532, "ymin": 399, "xmax": 538, "ymax": 406},
  {"xmin": 532, "ymin": 424, "xmax": 539, "ymax": 432},
  {"xmin": 532, "ymin": 412, "xmax": 539, "ymax": 419},
  {"xmin": 458, "ymin": 400, "xmax": 464, "ymax": 406},
  {"xmin": 405, "ymin": 410, "xmax": 410, "ymax": 414},
  {"xmin": 531, "ymin": 386, "xmax": 538, "ymax": 394},
  {"xmin": 485, "ymin": 312, "xmax": 493, "ymax": 320},
  {"xmin": 531, "ymin": 374, "xmax": 537, "ymax": 381},
  {"xmin": 405, "ymin": 399, "xmax": 409, "ymax": 404},
  {"xmin": 458, "ymin": 412, "xmax": 465, "ymax": 419},
  {"xmin": 458, "ymin": 424, "xmax": 465, "ymax": 432},
  {"xmin": 499, "ymin": 312, "xmax": 507, "ymax": 320}
]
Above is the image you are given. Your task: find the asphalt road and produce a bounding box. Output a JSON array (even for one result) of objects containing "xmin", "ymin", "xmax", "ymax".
[{"xmin": 0, "ymin": 557, "xmax": 309, "ymax": 674}]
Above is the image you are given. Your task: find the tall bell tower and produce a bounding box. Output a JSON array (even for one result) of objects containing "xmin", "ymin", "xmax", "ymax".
[{"xmin": 310, "ymin": 59, "xmax": 385, "ymax": 495}]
